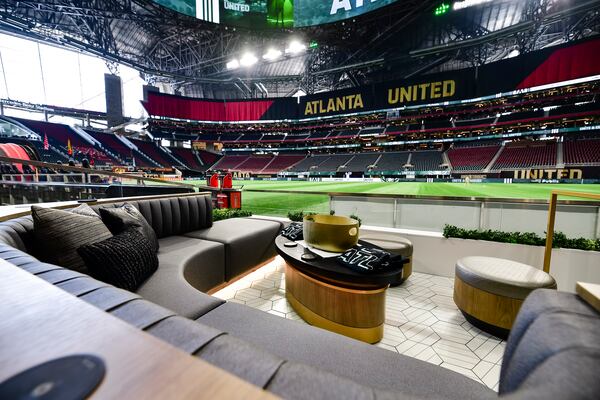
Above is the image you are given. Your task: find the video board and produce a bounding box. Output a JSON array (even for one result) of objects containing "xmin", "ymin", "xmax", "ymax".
[
  {"xmin": 294, "ymin": 0, "xmax": 397, "ymax": 27},
  {"xmin": 153, "ymin": 0, "xmax": 398, "ymax": 28}
]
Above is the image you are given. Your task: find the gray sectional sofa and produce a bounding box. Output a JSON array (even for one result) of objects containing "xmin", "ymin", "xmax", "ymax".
[{"xmin": 0, "ymin": 193, "xmax": 598, "ymax": 399}]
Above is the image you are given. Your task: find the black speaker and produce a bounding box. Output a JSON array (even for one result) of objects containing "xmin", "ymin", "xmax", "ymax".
[{"xmin": 0, "ymin": 354, "xmax": 105, "ymax": 400}]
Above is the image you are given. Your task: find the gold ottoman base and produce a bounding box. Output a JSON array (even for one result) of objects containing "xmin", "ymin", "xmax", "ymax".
[
  {"xmin": 453, "ymin": 275, "xmax": 523, "ymax": 332},
  {"xmin": 285, "ymin": 263, "xmax": 386, "ymax": 344}
]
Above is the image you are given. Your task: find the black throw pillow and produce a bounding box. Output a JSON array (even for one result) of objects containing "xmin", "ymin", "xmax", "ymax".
[
  {"xmin": 32, "ymin": 204, "xmax": 113, "ymax": 273},
  {"xmin": 77, "ymin": 229, "xmax": 158, "ymax": 291},
  {"xmin": 99, "ymin": 204, "xmax": 159, "ymax": 252}
]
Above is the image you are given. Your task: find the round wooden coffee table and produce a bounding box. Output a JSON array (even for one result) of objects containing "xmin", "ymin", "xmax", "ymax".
[{"xmin": 275, "ymin": 235, "xmax": 406, "ymax": 343}]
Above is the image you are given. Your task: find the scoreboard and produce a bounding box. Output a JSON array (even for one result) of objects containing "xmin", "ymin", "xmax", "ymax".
[{"xmin": 153, "ymin": 0, "xmax": 398, "ymax": 28}]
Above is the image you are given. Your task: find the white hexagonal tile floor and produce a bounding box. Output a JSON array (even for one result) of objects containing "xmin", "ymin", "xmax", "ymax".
[{"xmin": 213, "ymin": 256, "xmax": 505, "ymax": 391}]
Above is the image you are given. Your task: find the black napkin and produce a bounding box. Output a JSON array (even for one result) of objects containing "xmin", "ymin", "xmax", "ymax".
[
  {"xmin": 337, "ymin": 245, "xmax": 404, "ymax": 274},
  {"xmin": 281, "ymin": 222, "xmax": 303, "ymax": 241}
]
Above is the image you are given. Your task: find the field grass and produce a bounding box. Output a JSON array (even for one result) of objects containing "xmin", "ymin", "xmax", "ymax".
[{"xmin": 191, "ymin": 180, "xmax": 600, "ymax": 217}]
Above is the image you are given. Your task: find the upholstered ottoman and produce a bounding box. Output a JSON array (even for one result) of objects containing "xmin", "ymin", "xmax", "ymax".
[
  {"xmin": 453, "ymin": 256, "xmax": 557, "ymax": 338},
  {"xmin": 361, "ymin": 233, "xmax": 413, "ymax": 285}
]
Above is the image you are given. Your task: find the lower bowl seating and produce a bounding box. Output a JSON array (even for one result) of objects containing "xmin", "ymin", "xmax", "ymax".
[{"xmin": 453, "ymin": 256, "xmax": 557, "ymax": 338}]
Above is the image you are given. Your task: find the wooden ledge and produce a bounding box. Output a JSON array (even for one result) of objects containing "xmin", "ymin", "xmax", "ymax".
[
  {"xmin": 576, "ymin": 282, "xmax": 600, "ymax": 313},
  {"xmin": 0, "ymin": 259, "xmax": 276, "ymax": 399}
]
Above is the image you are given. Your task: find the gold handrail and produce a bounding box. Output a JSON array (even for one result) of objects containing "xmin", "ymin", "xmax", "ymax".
[{"xmin": 543, "ymin": 190, "xmax": 600, "ymax": 273}]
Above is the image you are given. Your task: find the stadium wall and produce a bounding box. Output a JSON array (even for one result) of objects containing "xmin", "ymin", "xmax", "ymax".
[
  {"xmin": 378, "ymin": 229, "xmax": 600, "ymax": 292},
  {"xmin": 143, "ymin": 37, "xmax": 600, "ymax": 121}
]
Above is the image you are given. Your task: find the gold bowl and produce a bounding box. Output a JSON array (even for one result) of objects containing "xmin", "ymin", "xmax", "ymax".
[{"xmin": 303, "ymin": 214, "xmax": 359, "ymax": 253}]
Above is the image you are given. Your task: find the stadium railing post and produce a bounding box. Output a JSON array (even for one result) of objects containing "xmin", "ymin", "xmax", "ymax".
[
  {"xmin": 543, "ymin": 190, "xmax": 600, "ymax": 274},
  {"xmin": 543, "ymin": 192, "xmax": 558, "ymax": 274}
]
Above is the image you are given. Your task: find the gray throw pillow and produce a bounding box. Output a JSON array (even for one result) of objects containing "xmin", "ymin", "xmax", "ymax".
[
  {"xmin": 99, "ymin": 204, "xmax": 159, "ymax": 252},
  {"xmin": 32, "ymin": 204, "xmax": 113, "ymax": 272}
]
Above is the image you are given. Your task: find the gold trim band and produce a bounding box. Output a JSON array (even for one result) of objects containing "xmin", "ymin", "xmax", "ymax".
[{"xmin": 286, "ymin": 291, "xmax": 383, "ymax": 344}]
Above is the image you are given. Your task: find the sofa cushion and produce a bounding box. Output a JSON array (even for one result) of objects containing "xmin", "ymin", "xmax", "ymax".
[
  {"xmin": 0, "ymin": 216, "xmax": 34, "ymax": 252},
  {"xmin": 147, "ymin": 316, "xmax": 223, "ymax": 354},
  {"xmin": 195, "ymin": 334, "xmax": 284, "ymax": 388},
  {"xmin": 79, "ymin": 286, "xmax": 140, "ymax": 311},
  {"xmin": 110, "ymin": 298, "xmax": 176, "ymax": 330},
  {"xmin": 157, "ymin": 236, "xmax": 226, "ymax": 293},
  {"xmin": 184, "ymin": 218, "xmax": 282, "ymax": 280},
  {"xmin": 500, "ymin": 349, "xmax": 600, "ymax": 400},
  {"xmin": 99, "ymin": 204, "xmax": 159, "ymax": 252},
  {"xmin": 266, "ymin": 362, "xmax": 377, "ymax": 400},
  {"xmin": 500, "ymin": 310, "xmax": 600, "ymax": 395},
  {"xmin": 36, "ymin": 268, "xmax": 88, "ymax": 284},
  {"xmin": 78, "ymin": 229, "xmax": 159, "ymax": 292},
  {"xmin": 56, "ymin": 276, "xmax": 109, "ymax": 296},
  {"xmin": 135, "ymin": 236, "xmax": 226, "ymax": 319},
  {"xmin": 197, "ymin": 302, "xmax": 495, "ymax": 400},
  {"xmin": 31, "ymin": 205, "xmax": 113, "ymax": 273},
  {"xmin": 501, "ymin": 289, "xmax": 599, "ymax": 387},
  {"xmin": 97, "ymin": 195, "xmax": 213, "ymax": 239}
]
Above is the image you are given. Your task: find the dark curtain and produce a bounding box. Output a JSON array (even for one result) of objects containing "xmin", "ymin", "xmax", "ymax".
[
  {"xmin": 224, "ymin": 100, "xmax": 274, "ymax": 121},
  {"xmin": 517, "ymin": 39, "xmax": 600, "ymax": 89},
  {"xmin": 144, "ymin": 93, "xmax": 275, "ymax": 121}
]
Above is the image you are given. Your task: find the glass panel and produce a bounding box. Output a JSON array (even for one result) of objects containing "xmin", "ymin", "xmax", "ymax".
[
  {"xmin": 331, "ymin": 196, "xmax": 395, "ymax": 228},
  {"xmin": 396, "ymin": 199, "xmax": 482, "ymax": 232},
  {"xmin": 241, "ymin": 191, "xmax": 329, "ymax": 217}
]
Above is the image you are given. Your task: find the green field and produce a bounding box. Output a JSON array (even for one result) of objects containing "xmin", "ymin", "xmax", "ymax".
[{"xmin": 212, "ymin": 180, "xmax": 600, "ymax": 217}]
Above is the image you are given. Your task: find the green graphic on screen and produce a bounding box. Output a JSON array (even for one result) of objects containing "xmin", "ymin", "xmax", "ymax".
[
  {"xmin": 153, "ymin": 0, "xmax": 196, "ymax": 17},
  {"xmin": 294, "ymin": 0, "xmax": 397, "ymax": 27},
  {"xmin": 152, "ymin": 0, "xmax": 396, "ymax": 28},
  {"xmin": 221, "ymin": 0, "xmax": 294, "ymax": 29},
  {"xmin": 267, "ymin": 0, "xmax": 294, "ymax": 28}
]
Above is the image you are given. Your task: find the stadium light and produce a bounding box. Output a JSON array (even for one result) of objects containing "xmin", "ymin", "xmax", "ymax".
[
  {"xmin": 226, "ymin": 59, "xmax": 239, "ymax": 70},
  {"xmin": 286, "ymin": 41, "xmax": 306, "ymax": 55},
  {"xmin": 508, "ymin": 49, "xmax": 520, "ymax": 58},
  {"xmin": 453, "ymin": 0, "xmax": 493, "ymax": 11},
  {"xmin": 263, "ymin": 48, "xmax": 282, "ymax": 61},
  {"xmin": 240, "ymin": 52, "xmax": 258, "ymax": 67}
]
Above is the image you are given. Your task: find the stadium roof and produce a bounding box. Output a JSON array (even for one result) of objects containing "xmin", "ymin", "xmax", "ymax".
[{"xmin": 0, "ymin": 0, "xmax": 599, "ymax": 98}]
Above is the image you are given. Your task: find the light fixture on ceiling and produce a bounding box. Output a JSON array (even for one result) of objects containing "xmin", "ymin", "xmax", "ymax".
[
  {"xmin": 240, "ymin": 52, "xmax": 258, "ymax": 67},
  {"xmin": 286, "ymin": 41, "xmax": 306, "ymax": 55},
  {"xmin": 453, "ymin": 0, "xmax": 494, "ymax": 11},
  {"xmin": 226, "ymin": 59, "xmax": 239, "ymax": 70},
  {"xmin": 263, "ymin": 48, "xmax": 282, "ymax": 61}
]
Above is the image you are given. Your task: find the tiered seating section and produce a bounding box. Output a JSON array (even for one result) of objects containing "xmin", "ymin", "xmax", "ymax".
[
  {"xmin": 169, "ymin": 147, "xmax": 204, "ymax": 170},
  {"xmin": 234, "ymin": 156, "xmax": 273, "ymax": 173},
  {"xmin": 129, "ymin": 138, "xmax": 180, "ymax": 168},
  {"xmin": 564, "ymin": 139, "xmax": 600, "ymax": 165},
  {"xmin": 492, "ymin": 142, "xmax": 557, "ymax": 170},
  {"xmin": 409, "ymin": 151, "xmax": 443, "ymax": 171},
  {"xmin": 313, "ymin": 154, "xmax": 354, "ymax": 172},
  {"xmin": 12, "ymin": 118, "xmax": 113, "ymax": 164},
  {"xmin": 85, "ymin": 130, "xmax": 135, "ymax": 165},
  {"xmin": 373, "ymin": 152, "xmax": 409, "ymax": 172},
  {"xmin": 261, "ymin": 155, "xmax": 305, "ymax": 174},
  {"xmin": 448, "ymin": 145, "xmax": 500, "ymax": 171},
  {"xmin": 343, "ymin": 153, "xmax": 380, "ymax": 172},
  {"xmin": 212, "ymin": 155, "xmax": 249, "ymax": 170}
]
